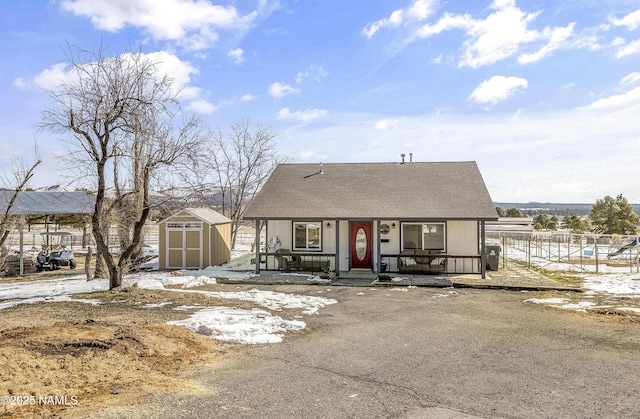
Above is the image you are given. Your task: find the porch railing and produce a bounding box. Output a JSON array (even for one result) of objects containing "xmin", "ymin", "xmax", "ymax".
[
  {"xmin": 381, "ymin": 254, "xmax": 483, "ymax": 274},
  {"xmin": 261, "ymin": 252, "xmax": 483, "ymax": 275},
  {"xmin": 262, "ymin": 252, "xmax": 335, "ymax": 273}
]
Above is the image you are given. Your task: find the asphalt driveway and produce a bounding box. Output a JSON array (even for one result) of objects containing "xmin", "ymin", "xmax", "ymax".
[{"xmin": 93, "ymin": 285, "xmax": 640, "ymax": 418}]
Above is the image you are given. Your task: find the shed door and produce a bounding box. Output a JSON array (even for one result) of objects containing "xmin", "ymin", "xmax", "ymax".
[
  {"xmin": 166, "ymin": 222, "xmax": 203, "ymax": 269},
  {"xmin": 350, "ymin": 222, "xmax": 372, "ymax": 269}
]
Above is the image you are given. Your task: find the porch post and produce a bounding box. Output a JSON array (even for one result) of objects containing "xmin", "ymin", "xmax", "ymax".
[
  {"xmin": 19, "ymin": 215, "xmax": 24, "ymax": 275},
  {"xmin": 480, "ymin": 220, "xmax": 486, "ymax": 279},
  {"xmin": 376, "ymin": 219, "xmax": 382, "ymax": 274},
  {"xmin": 255, "ymin": 219, "xmax": 261, "ymax": 274},
  {"xmin": 335, "ymin": 219, "xmax": 340, "ymax": 277}
]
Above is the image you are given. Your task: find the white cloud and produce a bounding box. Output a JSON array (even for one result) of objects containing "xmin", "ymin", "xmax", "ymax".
[
  {"xmin": 59, "ymin": 0, "xmax": 258, "ymax": 50},
  {"xmin": 420, "ymin": 0, "xmax": 543, "ymax": 68},
  {"xmin": 31, "ymin": 51, "xmax": 201, "ymax": 101},
  {"xmin": 615, "ymin": 38, "xmax": 640, "ymax": 58},
  {"xmin": 227, "ymin": 48, "xmax": 244, "ymax": 64},
  {"xmin": 408, "ymin": 0, "xmax": 434, "ymax": 20},
  {"xmin": 621, "ymin": 72, "xmax": 640, "ymax": 85},
  {"xmin": 469, "ymin": 75, "xmax": 528, "ymax": 106},
  {"xmin": 241, "ymin": 93, "xmax": 257, "ymax": 102},
  {"xmin": 32, "ymin": 62, "xmax": 76, "ymax": 90},
  {"xmin": 187, "ymin": 99, "xmax": 218, "ymax": 114},
  {"xmin": 363, "ymin": 0, "xmax": 435, "ymax": 38},
  {"xmin": 141, "ymin": 51, "xmax": 199, "ymax": 96},
  {"xmin": 369, "ymin": 0, "xmax": 580, "ymax": 68},
  {"xmin": 374, "ymin": 118, "xmax": 401, "ymax": 130},
  {"xmin": 269, "ymin": 82, "xmax": 300, "ymax": 98},
  {"xmin": 584, "ymin": 86, "xmax": 640, "ymax": 110},
  {"xmin": 277, "ymin": 107, "xmax": 327, "ymax": 123},
  {"xmin": 13, "ymin": 78, "xmax": 27, "ymax": 89},
  {"xmin": 609, "ymin": 9, "xmax": 640, "ymax": 30},
  {"xmin": 518, "ymin": 23, "xmax": 575, "ymax": 64},
  {"xmin": 612, "ymin": 36, "xmax": 626, "ymax": 47},
  {"xmin": 295, "ymin": 65, "xmax": 328, "ymax": 84},
  {"xmin": 363, "ymin": 9, "xmax": 404, "ymax": 38}
]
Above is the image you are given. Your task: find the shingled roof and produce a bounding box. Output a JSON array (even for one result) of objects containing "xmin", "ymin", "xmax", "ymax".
[
  {"xmin": 159, "ymin": 208, "xmax": 232, "ymax": 225},
  {"xmin": 244, "ymin": 162, "xmax": 498, "ymax": 221}
]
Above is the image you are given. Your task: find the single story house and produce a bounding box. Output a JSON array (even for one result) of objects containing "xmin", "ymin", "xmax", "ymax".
[
  {"xmin": 158, "ymin": 208, "xmax": 232, "ymax": 270},
  {"xmin": 243, "ymin": 161, "xmax": 498, "ymax": 278}
]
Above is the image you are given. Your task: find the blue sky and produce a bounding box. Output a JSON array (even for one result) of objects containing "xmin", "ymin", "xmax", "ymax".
[{"xmin": 1, "ymin": 0, "xmax": 640, "ymax": 203}]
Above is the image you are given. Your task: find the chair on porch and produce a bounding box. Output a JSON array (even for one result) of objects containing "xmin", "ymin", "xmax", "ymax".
[
  {"xmin": 274, "ymin": 249, "xmax": 301, "ymax": 272},
  {"xmin": 288, "ymin": 254, "xmax": 302, "ymax": 271}
]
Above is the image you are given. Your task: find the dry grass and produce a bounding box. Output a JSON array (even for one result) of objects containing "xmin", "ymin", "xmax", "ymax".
[{"xmin": 0, "ymin": 286, "xmax": 281, "ymax": 418}]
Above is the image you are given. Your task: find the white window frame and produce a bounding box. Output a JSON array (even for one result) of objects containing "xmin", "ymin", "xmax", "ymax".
[
  {"xmin": 167, "ymin": 221, "xmax": 202, "ymax": 229},
  {"xmin": 401, "ymin": 222, "xmax": 446, "ymax": 251},
  {"xmin": 293, "ymin": 221, "xmax": 322, "ymax": 251}
]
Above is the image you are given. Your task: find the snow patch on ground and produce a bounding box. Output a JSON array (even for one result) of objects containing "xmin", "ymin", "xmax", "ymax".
[
  {"xmin": 505, "ymin": 247, "xmax": 640, "ymax": 314},
  {"xmin": 168, "ymin": 307, "xmax": 306, "ymax": 344},
  {"xmin": 0, "ymin": 260, "xmax": 336, "ymax": 344}
]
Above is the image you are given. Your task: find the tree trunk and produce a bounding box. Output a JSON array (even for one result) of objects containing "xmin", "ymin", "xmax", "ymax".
[
  {"xmin": 93, "ymin": 160, "xmax": 122, "ymax": 289},
  {"xmin": 85, "ymin": 246, "xmax": 93, "ymax": 280}
]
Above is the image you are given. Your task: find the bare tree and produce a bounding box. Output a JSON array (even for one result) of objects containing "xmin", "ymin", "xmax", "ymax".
[
  {"xmin": 112, "ymin": 112, "xmax": 206, "ymax": 274},
  {"xmin": 203, "ymin": 119, "xmax": 288, "ymax": 248},
  {"xmin": 0, "ymin": 157, "xmax": 41, "ymax": 274},
  {"xmin": 41, "ymin": 46, "xmax": 206, "ymax": 289}
]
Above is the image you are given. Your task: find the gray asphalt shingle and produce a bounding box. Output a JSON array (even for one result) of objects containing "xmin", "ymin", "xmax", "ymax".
[{"xmin": 244, "ymin": 161, "xmax": 497, "ymax": 221}]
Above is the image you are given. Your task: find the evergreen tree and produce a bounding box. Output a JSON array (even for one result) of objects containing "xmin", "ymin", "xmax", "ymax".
[
  {"xmin": 589, "ymin": 194, "xmax": 639, "ymax": 235},
  {"xmin": 505, "ymin": 208, "xmax": 524, "ymax": 217}
]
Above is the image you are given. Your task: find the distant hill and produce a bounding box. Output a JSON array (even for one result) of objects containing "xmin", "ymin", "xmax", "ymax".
[
  {"xmin": 494, "ymin": 202, "xmax": 640, "ymax": 216},
  {"xmin": 34, "ymin": 185, "xmax": 76, "ymax": 193}
]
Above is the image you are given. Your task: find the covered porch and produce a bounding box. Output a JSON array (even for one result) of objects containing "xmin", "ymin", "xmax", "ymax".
[{"xmin": 249, "ymin": 218, "xmax": 491, "ymax": 279}]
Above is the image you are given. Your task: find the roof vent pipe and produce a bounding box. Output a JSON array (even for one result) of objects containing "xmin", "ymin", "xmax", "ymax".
[
  {"xmin": 409, "ymin": 153, "xmax": 413, "ymax": 163},
  {"xmin": 319, "ymin": 162, "xmax": 324, "ymax": 174},
  {"xmin": 401, "ymin": 154, "xmax": 405, "ymax": 164}
]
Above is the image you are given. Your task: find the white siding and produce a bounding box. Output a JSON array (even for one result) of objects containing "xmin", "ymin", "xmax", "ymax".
[
  {"xmin": 446, "ymin": 220, "xmax": 479, "ymax": 272},
  {"xmin": 447, "ymin": 221, "xmax": 479, "ymax": 254},
  {"xmin": 337, "ymin": 220, "xmax": 349, "ymax": 271},
  {"xmin": 266, "ymin": 220, "xmax": 293, "ymax": 250},
  {"xmin": 379, "ymin": 220, "xmax": 400, "ymax": 272}
]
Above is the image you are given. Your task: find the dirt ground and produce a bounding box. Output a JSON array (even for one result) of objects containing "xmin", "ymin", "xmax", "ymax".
[{"xmin": 0, "ymin": 273, "xmax": 307, "ymax": 419}]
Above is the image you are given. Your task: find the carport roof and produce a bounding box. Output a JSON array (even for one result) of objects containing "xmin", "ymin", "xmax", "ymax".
[{"xmin": 0, "ymin": 191, "xmax": 95, "ymax": 215}]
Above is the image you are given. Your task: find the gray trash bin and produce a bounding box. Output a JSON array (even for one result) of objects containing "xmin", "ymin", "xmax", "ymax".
[{"xmin": 485, "ymin": 245, "xmax": 500, "ymax": 271}]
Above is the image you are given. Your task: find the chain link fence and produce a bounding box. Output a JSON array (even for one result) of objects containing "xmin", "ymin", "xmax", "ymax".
[{"xmin": 488, "ymin": 231, "xmax": 640, "ymax": 273}]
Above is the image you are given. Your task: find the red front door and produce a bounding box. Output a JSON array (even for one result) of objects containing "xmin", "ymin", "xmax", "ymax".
[{"xmin": 350, "ymin": 222, "xmax": 372, "ymax": 269}]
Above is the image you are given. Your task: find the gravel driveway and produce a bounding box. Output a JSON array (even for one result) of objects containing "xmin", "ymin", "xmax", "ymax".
[{"xmin": 92, "ymin": 285, "xmax": 640, "ymax": 418}]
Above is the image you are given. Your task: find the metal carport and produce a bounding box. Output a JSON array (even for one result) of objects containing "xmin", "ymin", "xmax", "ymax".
[{"xmin": 0, "ymin": 191, "xmax": 95, "ymax": 275}]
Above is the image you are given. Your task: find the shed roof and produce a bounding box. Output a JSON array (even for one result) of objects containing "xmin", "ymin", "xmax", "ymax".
[
  {"xmin": 244, "ymin": 162, "xmax": 498, "ymax": 221},
  {"xmin": 160, "ymin": 208, "xmax": 232, "ymax": 225},
  {"xmin": 0, "ymin": 191, "xmax": 95, "ymax": 215}
]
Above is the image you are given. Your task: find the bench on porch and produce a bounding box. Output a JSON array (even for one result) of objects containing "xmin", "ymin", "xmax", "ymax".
[
  {"xmin": 398, "ymin": 249, "xmax": 446, "ymax": 274},
  {"xmin": 265, "ymin": 250, "xmax": 333, "ymax": 273},
  {"xmin": 301, "ymin": 259, "xmax": 330, "ymax": 271}
]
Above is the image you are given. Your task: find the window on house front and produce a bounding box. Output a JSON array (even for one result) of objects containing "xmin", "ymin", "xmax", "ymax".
[
  {"xmin": 401, "ymin": 223, "xmax": 445, "ymax": 251},
  {"xmin": 293, "ymin": 222, "xmax": 321, "ymax": 251}
]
